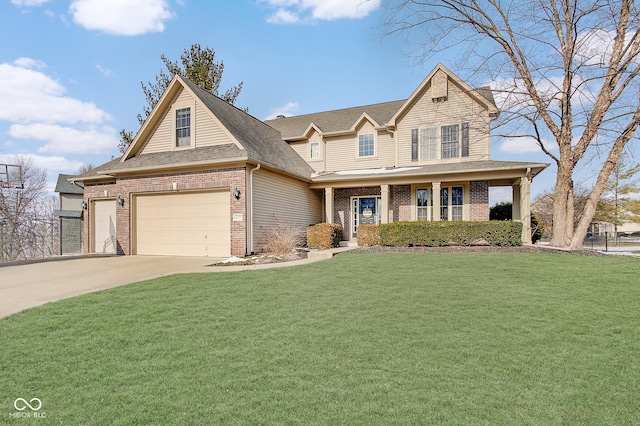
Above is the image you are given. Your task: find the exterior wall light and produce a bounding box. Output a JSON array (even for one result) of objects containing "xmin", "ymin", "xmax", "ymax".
[
  {"xmin": 81, "ymin": 201, "xmax": 88, "ymax": 210},
  {"xmin": 233, "ymin": 188, "xmax": 241, "ymax": 200},
  {"xmin": 117, "ymin": 196, "xmax": 125, "ymax": 207}
]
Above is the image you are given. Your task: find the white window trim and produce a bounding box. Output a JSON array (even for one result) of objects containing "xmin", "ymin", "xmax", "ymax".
[
  {"xmin": 309, "ymin": 139, "xmax": 321, "ymax": 161},
  {"xmin": 412, "ymin": 184, "xmax": 467, "ymax": 221},
  {"xmin": 415, "ymin": 123, "xmax": 467, "ymax": 162},
  {"xmin": 172, "ymin": 100, "xmax": 196, "ymax": 150},
  {"xmin": 356, "ymin": 132, "xmax": 377, "ymax": 159}
]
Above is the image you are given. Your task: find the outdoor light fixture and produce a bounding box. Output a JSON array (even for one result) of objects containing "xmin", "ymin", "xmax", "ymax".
[
  {"xmin": 233, "ymin": 188, "xmax": 241, "ymax": 200},
  {"xmin": 81, "ymin": 201, "xmax": 87, "ymax": 210},
  {"xmin": 117, "ymin": 196, "xmax": 125, "ymax": 207}
]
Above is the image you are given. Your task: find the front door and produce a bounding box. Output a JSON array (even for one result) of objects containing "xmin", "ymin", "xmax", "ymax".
[{"xmin": 352, "ymin": 196, "xmax": 381, "ymax": 238}]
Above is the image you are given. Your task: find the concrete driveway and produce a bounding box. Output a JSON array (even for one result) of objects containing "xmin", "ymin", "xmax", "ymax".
[{"xmin": 0, "ymin": 255, "xmax": 218, "ymax": 319}]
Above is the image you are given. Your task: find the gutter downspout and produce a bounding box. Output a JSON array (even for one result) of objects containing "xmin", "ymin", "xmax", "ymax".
[{"xmin": 249, "ymin": 164, "xmax": 261, "ymax": 254}]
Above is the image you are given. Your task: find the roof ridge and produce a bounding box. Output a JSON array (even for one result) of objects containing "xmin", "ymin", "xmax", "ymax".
[
  {"xmin": 265, "ymin": 99, "xmax": 406, "ymax": 121},
  {"xmin": 180, "ymin": 77, "xmax": 271, "ymax": 129}
]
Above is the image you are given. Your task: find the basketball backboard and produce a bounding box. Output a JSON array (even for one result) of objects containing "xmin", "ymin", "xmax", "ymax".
[{"xmin": 0, "ymin": 164, "xmax": 24, "ymax": 189}]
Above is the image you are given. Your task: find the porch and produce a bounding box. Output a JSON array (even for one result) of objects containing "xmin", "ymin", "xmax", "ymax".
[{"xmin": 310, "ymin": 162, "xmax": 547, "ymax": 245}]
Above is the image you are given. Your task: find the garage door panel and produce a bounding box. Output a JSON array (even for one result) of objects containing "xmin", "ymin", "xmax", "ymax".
[{"xmin": 136, "ymin": 191, "xmax": 231, "ymax": 257}]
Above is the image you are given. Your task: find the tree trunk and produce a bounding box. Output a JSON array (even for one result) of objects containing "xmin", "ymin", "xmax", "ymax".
[{"xmin": 550, "ymin": 165, "xmax": 575, "ymax": 247}]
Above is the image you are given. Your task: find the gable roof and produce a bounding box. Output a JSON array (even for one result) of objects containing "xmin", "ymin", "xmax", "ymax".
[
  {"xmin": 388, "ymin": 64, "xmax": 499, "ymax": 128},
  {"xmin": 265, "ymin": 100, "xmax": 405, "ymax": 140},
  {"xmin": 179, "ymin": 78, "xmax": 314, "ymax": 179},
  {"xmin": 265, "ymin": 64, "xmax": 498, "ymax": 140},
  {"xmin": 82, "ymin": 75, "xmax": 315, "ymax": 181},
  {"xmin": 55, "ymin": 174, "xmax": 83, "ymax": 194}
]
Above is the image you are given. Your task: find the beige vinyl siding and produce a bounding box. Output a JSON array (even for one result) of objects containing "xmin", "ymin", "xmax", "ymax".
[
  {"xmin": 60, "ymin": 193, "xmax": 83, "ymax": 210},
  {"xmin": 288, "ymin": 140, "xmax": 309, "ymax": 165},
  {"xmin": 193, "ymin": 101, "xmax": 235, "ymax": 147},
  {"xmin": 252, "ymin": 169, "xmax": 322, "ymax": 251},
  {"xmin": 397, "ymin": 80, "xmax": 491, "ymax": 166},
  {"xmin": 141, "ymin": 107, "xmax": 174, "ymax": 154},
  {"xmin": 140, "ymin": 89, "xmax": 235, "ymax": 154},
  {"xmin": 325, "ymin": 123, "xmax": 395, "ymax": 172}
]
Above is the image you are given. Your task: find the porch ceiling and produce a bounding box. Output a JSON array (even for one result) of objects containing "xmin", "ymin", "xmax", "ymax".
[{"xmin": 309, "ymin": 160, "xmax": 549, "ymax": 189}]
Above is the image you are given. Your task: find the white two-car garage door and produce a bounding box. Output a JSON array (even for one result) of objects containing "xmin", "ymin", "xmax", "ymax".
[{"xmin": 135, "ymin": 191, "xmax": 231, "ymax": 257}]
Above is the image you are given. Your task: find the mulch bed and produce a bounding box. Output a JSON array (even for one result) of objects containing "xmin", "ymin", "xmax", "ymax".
[{"xmin": 213, "ymin": 245, "xmax": 604, "ymax": 266}]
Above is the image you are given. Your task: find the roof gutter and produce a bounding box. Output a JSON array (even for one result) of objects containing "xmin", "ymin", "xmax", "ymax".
[{"xmin": 249, "ymin": 163, "xmax": 261, "ymax": 254}]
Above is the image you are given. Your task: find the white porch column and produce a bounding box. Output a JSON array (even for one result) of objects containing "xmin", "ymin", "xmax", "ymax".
[
  {"xmin": 432, "ymin": 182, "xmax": 441, "ymax": 221},
  {"xmin": 512, "ymin": 181, "xmax": 521, "ymax": 221},
  {"xmin": 520, "ymin": 174, "xmax": 532, "ymax": 244},
  {"xmin": 325, "ymin": 187, "xmax": 334, "ymax": 223},
  {"xmin": 380, "ymin": 184, "xmax": 390, "ymax": 224}
]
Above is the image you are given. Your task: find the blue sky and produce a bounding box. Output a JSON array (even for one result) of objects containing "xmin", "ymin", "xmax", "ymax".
[{"xmin": 0, "ymin": 0, "xmax": 557, "ymax": 202}]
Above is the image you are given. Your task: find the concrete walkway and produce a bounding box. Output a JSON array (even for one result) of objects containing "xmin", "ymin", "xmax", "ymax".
[{"xmin": 0, "ymin": 247, "xmax": 356, "ymax": 319}]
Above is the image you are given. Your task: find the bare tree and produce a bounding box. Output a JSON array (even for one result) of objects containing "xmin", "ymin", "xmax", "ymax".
[
  {"xmin": 77, "ymin": 164, "xmax": 95, "ymax": 174},
  {"xmin": 0, "ymin": 156, "xmax": 59, "ymax": 262},
  {"xmin": 382, "ymin": 0, "xmax": 640, "ymax": 249},
  {"xmin": 118, "ymin": 43, "xmax": 244, "ymax": 153}
]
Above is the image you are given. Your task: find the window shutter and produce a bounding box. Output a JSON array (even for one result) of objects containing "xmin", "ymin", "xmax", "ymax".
[
  {"xmin": 411, "ymin": 129, "xmax": 418, "ymax": 162},
  {"xmin": 461, "ymin": 122, "xmax": 469, "ymax": 157}
]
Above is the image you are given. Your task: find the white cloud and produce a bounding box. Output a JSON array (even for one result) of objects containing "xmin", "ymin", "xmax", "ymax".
[
  {"xmin": 10, "ymin": 124, "xmax": 118, "ymax": 155},
  {"xmin": 69, "ymin": 0, "xmax": 174, "ymax": 36},
  {"xmin": 95, "ymin": 64, "xmax": 113, "ymax": 77},
  {"xmin": 0, "ymin": 154, "xmax": 83, "ymax": 173},
  {"xmin": 267, "ymin": 9, "xmax": 300, "ymax": 24},
  {"xmin": 0, "ymin": 59, "xmax": 111, "ymax": 124},
  {"xmin": 265, "ymin": 102, "xmax": 300, "ymax": 120},
  {"xmin": 13, "ymin": 57, "xmax": 46, "ymax": 69},
  {"xmin": 499, "ymin": 136, "xmax": 557, "ymax": 154},
  {"xmin": 261, "ymin": 0, "xmax": 380, "ymax": 23},
  {"xmin": 11, "ymin": 0, "xmax": 51, "ymax": 6}
]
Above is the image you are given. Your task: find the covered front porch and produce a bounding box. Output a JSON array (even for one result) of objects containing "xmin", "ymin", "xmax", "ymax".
[{"xmin": 309, "ymin": 161, "xmax": 548, "ymax": 245}]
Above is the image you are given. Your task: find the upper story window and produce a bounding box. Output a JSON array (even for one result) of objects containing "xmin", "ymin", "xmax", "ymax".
[
  {"xmin": 412, "ymin": 123, "xmax": 469, "ymax": 161},
  {"xmin": 441, "ymin": 124, "xmax": 459, "ymax": 158},
  {"xmin": 176, "ymin": 107, "xmax": 191, "ymax": 147},
  {"xmin": 358, "ymin": 133, "xmax": 375, "ymax": 157},
  {"xmin": 310, "ymin": 141, "xmax": 320, "ymax": 159},
  {"xmin": 419, "ymin": 128, "xmax": 437, "ymax": 160}
]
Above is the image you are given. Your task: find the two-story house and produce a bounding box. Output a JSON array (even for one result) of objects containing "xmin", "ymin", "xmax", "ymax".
[{"xmin": 73, "ymin": 64, "xmax": 548, "ymax": 257}]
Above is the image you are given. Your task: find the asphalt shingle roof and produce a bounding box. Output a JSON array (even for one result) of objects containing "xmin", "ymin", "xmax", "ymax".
[
  {"xmin": 55, "ymin": 174, "xmax": 84, "ymax": 193},
  {"xmin": 181, "ymin": 78, "xmax": 315, "ymax": 179},
  {"xmin": 264, "ymin": 100, "xmax": 405, "ymax": 140}
]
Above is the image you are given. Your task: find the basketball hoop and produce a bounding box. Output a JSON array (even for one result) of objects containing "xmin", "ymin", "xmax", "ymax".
[{"xmin": 0, "ymin": 164, "xmax": 23, "ymax": 189}]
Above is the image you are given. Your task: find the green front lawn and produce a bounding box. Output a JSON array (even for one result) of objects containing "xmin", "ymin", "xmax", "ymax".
[{"xmin": 1, "ymin": 252, "xmax": 639, "ymax": 425}]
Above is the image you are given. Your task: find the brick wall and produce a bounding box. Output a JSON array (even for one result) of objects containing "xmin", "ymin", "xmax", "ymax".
[
  {"xmin": 469, "ymin": 180, "xmax": 489, "ymax": 221},
  {"xmin": 83, "ymin": 167, "xmax": 247, "ymax": 256},
  {"xmin": 391, "ymin": 185, "xmax": 412, "ymax": 222},
  {"xmin": 334, "ymin": 186, "xmax": 380, "ymax": 240}
]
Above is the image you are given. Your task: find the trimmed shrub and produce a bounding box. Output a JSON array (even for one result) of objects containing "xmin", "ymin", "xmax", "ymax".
[
  {"xmin": 357, "ymin": 224, "xmax": 381, "ymax": 246},
  {"xmin": 379, "ymin": 221, "xmax": 523, "ymax": 247},
  {"xmin": 490, "ymin": 201, "xmax": 544, "ymax": 244},
  {"xmin": 307, "ymin": 223, "xmax": 343, "ymax": 249}
]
